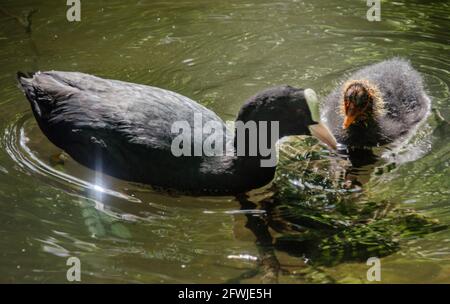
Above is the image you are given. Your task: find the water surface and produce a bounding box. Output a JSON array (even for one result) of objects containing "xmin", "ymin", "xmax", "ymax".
[{"xmin": 0, "ymin": 0, "xmax": 449, "ymax": 283}]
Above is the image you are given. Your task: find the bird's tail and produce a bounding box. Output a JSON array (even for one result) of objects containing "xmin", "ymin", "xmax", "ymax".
[
  {"xmin": 17, "ymin": 71, "xmax": 37, "ymax": 92},
  {"xmin": 17, "ymin": 71, "xmax": 80, "ymax": 121},
  {"xmin": 17, "ymin": 71, "xmax": 45, "ymax": 118},
  {"xmin": 17, "ymin": 71, "xmax": 36, "ymax": 79}
]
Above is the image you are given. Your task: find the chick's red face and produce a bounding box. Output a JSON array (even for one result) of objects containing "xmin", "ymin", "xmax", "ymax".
[{"xmin": 343, "ymin": 84, "xmax": 371, "ymax": 129}]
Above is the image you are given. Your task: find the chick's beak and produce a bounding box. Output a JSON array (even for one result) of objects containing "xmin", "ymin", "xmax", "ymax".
[
  {"xmin": 308, "ymin": 122, "xmax": 337, "ymax": 150},
  {"xmin": 343, "ymin": 113, "xmax": 358, "ymax": 129},
  {"xmin": 342, "ymin": 103, "xmax": 360, "ymax": 129}
]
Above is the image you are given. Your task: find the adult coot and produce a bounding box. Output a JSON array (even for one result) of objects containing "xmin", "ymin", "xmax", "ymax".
[
  {"xmin": 321, "ymin": 58, "xmax": 431, "ymax": 149},
  {"xmin": 17, "ymin": 71, "xmax": 336, "ymax": 195}
]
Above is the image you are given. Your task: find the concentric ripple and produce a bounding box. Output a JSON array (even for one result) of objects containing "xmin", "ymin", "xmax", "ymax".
[
  {"xmin": 0, "ymin": 0, "xmax": 448, "ymax": 283},
  {"xmin": 3, "ymin": 113, "xmax": 142, "ymax": 204}
]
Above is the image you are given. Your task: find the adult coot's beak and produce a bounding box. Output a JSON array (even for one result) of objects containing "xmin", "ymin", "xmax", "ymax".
[
  {"xmin": 309, "ymin": 123, "xmax": 337, "ymax": 150},
  {"xmin": 304, "ymin": 88, "xmax": 338, "ymax": 150}
]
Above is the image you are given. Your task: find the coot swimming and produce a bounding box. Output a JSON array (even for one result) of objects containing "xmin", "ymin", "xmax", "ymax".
[{"xmin": 18, "ymin": 71, "xmax": 336, "ymax": 195}]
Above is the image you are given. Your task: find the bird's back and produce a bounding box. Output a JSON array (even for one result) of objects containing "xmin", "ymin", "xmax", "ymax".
[
  {"xmin": 18, "ymin": 71, "xmax": 233, "ymax": 190},
  {"xmin": 350, "ymin": 58, "xmax": 429, "ymax": 124}
]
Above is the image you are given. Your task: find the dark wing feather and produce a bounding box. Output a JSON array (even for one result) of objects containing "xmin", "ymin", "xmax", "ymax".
[{"xmin": 17, "ymin": 71, "xmax": 228, "ymax": 185}]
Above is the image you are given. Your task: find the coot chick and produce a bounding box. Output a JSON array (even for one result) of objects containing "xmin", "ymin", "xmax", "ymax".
[
  {"xmin": 321, "ymin": 58, "xmax": 431, "ymax": 149},
  {"xmin": 17, "ymin": 71, "xmax": 336, "ymax": 195}
]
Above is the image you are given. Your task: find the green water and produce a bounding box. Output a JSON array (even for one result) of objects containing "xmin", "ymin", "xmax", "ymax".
[{"xmin": 0, "ymin": 0, "xmax": 449, "ymax": 283}]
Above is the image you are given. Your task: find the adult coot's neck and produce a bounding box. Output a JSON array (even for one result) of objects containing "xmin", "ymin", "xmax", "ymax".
[{"xmin": 229, "ymin": 85, "xmax": 315, "ymax": 190}]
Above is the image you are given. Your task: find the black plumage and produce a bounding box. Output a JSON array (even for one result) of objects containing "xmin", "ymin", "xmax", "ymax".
[{"xmin": 17, "ymin": 71, "xmax": 333, "ymax": 195}]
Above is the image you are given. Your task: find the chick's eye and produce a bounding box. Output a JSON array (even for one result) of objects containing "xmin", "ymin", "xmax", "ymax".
[
  {"xmin": 356, "ymin": 92, "xmax": 368, "ymax": 105},
  {"xmin": 345, "ymin": 93, "xmax": 352, "ymax": 102}
]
